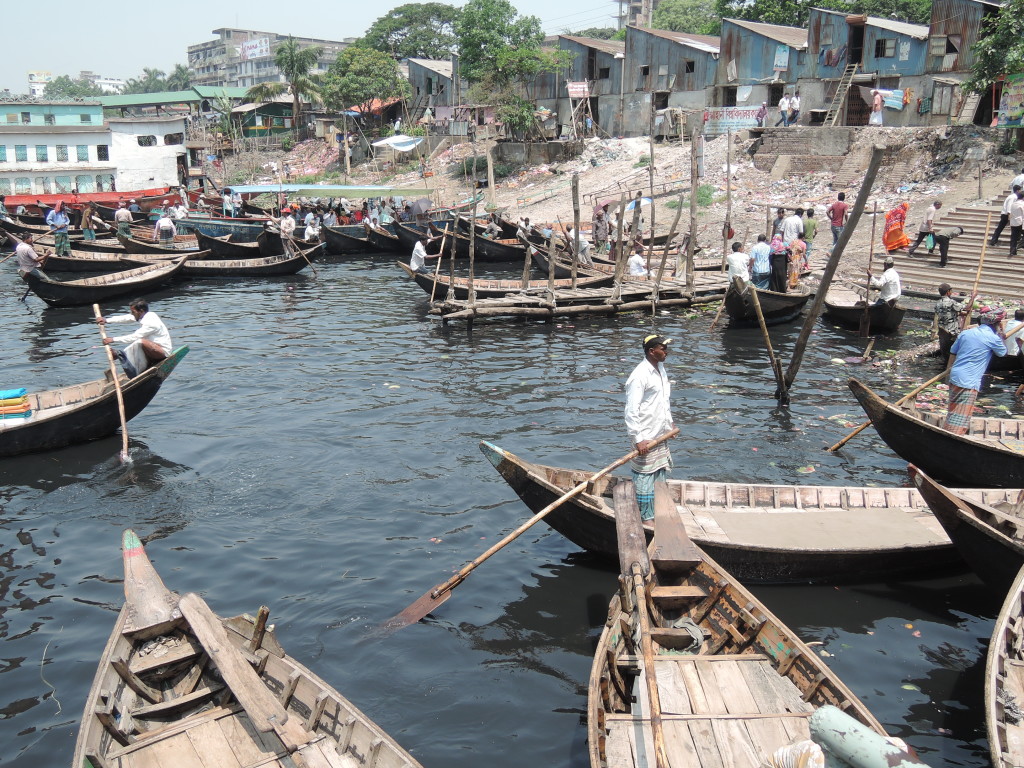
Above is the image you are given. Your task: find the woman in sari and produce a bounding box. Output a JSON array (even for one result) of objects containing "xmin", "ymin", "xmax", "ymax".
[{"xmin": 883, "ymin": 202, "xmax": 911, "ymax": 252}]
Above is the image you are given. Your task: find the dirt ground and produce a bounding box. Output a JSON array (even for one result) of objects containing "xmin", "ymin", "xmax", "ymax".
[{"xmin": 229, "ymin": 126, "xmax": 1022, "ymax": 285}]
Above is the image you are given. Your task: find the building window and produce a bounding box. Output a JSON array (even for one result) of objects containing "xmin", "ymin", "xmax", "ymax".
[
  {"xmin": 80, "ymin": 114, "xmax": 91, "ymax": 123},
  {"xmin": 44, "ymin": 114, "xmax": 55, "ymax": 125},
  {"xmin": 5, "ymin": 114, "xmax": 17, "ymax": 124},
  {"xmin": 0, "ymin": 146, "xmax": 5, "ymax": 162},
  {"xmin": 874, "ymin": 38, "xmax": 896, "ymax": 58},
  {"xmin": 35, "ymin": 145, "xmax": 48, "ymax": 162},
  {"xmin": 76, "ymin": 174, "xmax": 95, "ymax": 192},
  {"xmin": 137, "ymin": 135, "xmax": 157, "ymax": 147},
  {"xmin": 598, "ymin": 67, "xmax": 610, "ymax": 79},
  {"xmin": 15, "ymin": 145, "xmax": 27, "ymax": 162},
  {"xmin": 54, "ymin": 175, "xmax": 73, "ymax": 192},
  {"xmin": 96, "ymin": 173, "xmax": 114, "ymax": 191},
  {"xmin": 15, "ymin": 177, "xmax": 31, "ymax": 194},
  {"xmin": 654, "ymin": 91, "xmax": 669, "ymax": 110},
  {"xmin": 722, "ymin": 86, "xmax": 738, "ymax": 107},
  {"xmin": 35, "ymin": 177, "xmax": 51, "ymax": 194},
  {"xmin": 684, "ymin": 60, "xmax": 695, "ymax": 73},
  {"xmin": 77, "ymin": 145, "xmax": 89, "ymax": 161},
  {"xmin": 929, "ymin": 36, "xmax": 947, "ymax": 56},
  {"xmin": 163, "ymin": 132, "xmax": 184, "ymax": 145},
  {"xmin": 0, "ymin": 179, "xmax": 10, "ymax": 195},
  {"xmin": 56, "ymin": 145, "xmax": 68, "ymax": 162},
  {"xmin": 21, "ymin": 112, "xmax": 30, "ymax": 124},
  {"xmin": 97, "ymin": 145, "xmax": 109, "ymax": 161},
  {"xmin": 640, "ymin": 65, "xmax": 650, "ymax": 76},
  {"xmin": 821, "ymin": 23, "xmax": 834, "ymax": 46}
]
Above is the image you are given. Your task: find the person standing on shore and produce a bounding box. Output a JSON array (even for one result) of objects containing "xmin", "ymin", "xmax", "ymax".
[
  {"xmin": 775, "ymin": 93, "xmax": 791, "ymax": 127},
  {"xmin": 624, "ymin": 334, "xmax": 675, "ymax": 520},
  {"xmin": 593, "ymin": 210, "xmax": 609, "ymax": 253},
  {"xmin": 802, "ymin": 209, "xmax": 817, "ymax": 260},
  {"xmin": 826, "ymin": 193, "xmax": 849, "ymax": 245},
  {"xmin": 907, "ymin": 201, "xmax": 941, "ymax": 255},
  {"xmin": 944, "ymin": 307, "xmax": 1007, "ymax": 435},
  {"xmin": 1009, "ymin": 190, "xmax": 1024, "ymax": 257}
]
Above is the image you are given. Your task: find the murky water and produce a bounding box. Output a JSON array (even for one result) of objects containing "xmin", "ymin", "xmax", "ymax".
[{"xmin": 0, "ymin": 255, "xmax": 1012, "ymax": 767}]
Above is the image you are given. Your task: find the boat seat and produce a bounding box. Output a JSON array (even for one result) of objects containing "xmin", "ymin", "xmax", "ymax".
[
  {"xmin": 129, "ymin": 635, "xmax": 203, "ymax": 677},
  {"xmin": 650, "ymin": 585, "xmax": 707, "ymax": 607},
  {"xmin": 130, "ymin": 683, "xmax": 224, "ymax": 719}
]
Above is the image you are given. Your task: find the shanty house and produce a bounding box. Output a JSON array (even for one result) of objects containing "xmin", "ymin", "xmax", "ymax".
[
  {"xmin": 800, "ymin": 8, "xmax": 929, "ymax": 126},
  {"xmin": 407, "ymin": 59, "xmax": 457, "ymax": 111},
  {"xmin": 715, "ymin": 19, "xmax": 807, "ymax": 114},
  {"xmin": 533, "ymin": 36, "xmax": 625, "ymax": 138}
]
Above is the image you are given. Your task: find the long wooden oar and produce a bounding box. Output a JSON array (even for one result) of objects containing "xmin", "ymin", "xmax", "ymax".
[
  {"xmin": 93, "ymin": 303, "xmax": 131, "ymax": 463},
  {"xmin": 429, "ymin": 226, "xmax": 450, "ymax": 304},
  {"xmin": 858, "ymin": 202, "xmax": 879, "ymax": 337},
  {"xmin": 826, "ymin": 367, "xmax": 950, "ymax": 453},
  {"xmin": 383, "ymin": 428, "xmax": 680, "ymax": 631},
  {"xmin": 960, "ymin": 212, "xmax": 992, "ymax": 331}
]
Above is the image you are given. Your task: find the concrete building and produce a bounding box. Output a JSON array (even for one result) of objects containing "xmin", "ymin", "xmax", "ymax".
[
  {"xmin": 187, "ymin": 28, "xmax": 353, "ymax": 89},
  {"xmin": 27, "ymin": 72, "xmax": 52, "ymax": 98},
  {"xmin": 0, "ymin": 97, "xmax": 183, "ymax": 196},
  {"xmin": 78, "ymin": 71, "xmax": 126, "ymax": 94}
]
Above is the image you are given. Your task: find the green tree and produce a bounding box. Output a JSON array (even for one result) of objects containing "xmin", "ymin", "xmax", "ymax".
[
  {"xmin": 455, "ymin": 0, "xmax": 546, "ymax": 86},
  {"xmin": 652, "ymin": 0, "xmax": 721, "ymax": 35},
  {"xmin": 165, "ymin": 63, "xmax": 192, "ymax": 91},
  {"xmin": 44, "ymin": 75, "xmax": 105, "ymax": 99},
  {"xmin": 359, "ymin": 3, "xmax": 461, "ymax": 60},
  {"xmin": 122, "ymin": 68, "xmax": 168, "ymax": 94},
  {"xmin": 567, "ymin": 27, "xmax": 618, "ymax": 39},
  {"xmin": 967, "ymin": 0, "xmax": 1024, "ymax": 93},
  {"xmin": 320, "ymin": 46, "xmax": 409, "ymax": 115},
  {"xmin": 245, "ymin": 37, "xmax": 324, "ymax": 128}
]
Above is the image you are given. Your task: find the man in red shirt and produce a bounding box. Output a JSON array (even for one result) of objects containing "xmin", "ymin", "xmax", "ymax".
[{"xmin": 826, "ymin": 192, "xmax": 849, "ymax": 245}]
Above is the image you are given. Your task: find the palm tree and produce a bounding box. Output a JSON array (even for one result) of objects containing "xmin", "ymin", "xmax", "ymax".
[
  {"xmin": 166, "ymin": 64, "xmax": 192, "ymax": 91},
  {"xmin": 246, "ymin": 36, "xmax": 324, "ymax": 134}
]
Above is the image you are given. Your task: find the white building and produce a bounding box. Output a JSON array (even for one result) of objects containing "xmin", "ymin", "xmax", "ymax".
[
  {"xmin": 27, "ymin": 71, "xmax": 52, "ymax": 97},
  {"xmin": 108, "ymin": 116, "xmax": 186, "ymax": 191},
  {"xmin": 79, "ymin": 71, "xmax": 126, "ymax": 94}
]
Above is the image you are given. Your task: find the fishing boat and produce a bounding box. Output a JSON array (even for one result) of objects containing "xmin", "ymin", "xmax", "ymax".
[
  {"xmin": 176, "ymin": 216, "xmax": 305, "ymax": 242},
  {"xmin": 479, "ymin": 441, "xmax": 979, "ymax": 582},
  {"xmin": 91, "ymin": 203, "xmax": 151, "ymax": 223},
  {"xmin": 987, "ymin": 563, "xmax": 1024, "ymax": 768},
  {"xmin": 364, "ymin": 224, "xmax": 403, "ymax": 253},
  {"xmin": 323, "ymin": 225, "xmax": 375, "ymax": 254},
  {"xmin": 5, "ymin": 187, "xmax": 175, "ymax": 211},
  {"xmin": 0, "ymin": 348, "xmax": 188, "ymax": 457},
  {"xmin": 849, "ymin": 378, "xmax": 1024, "ymax": 487},
  {"xmin": 115, "ymin": 232, "xmax": 200, "ymax": 255},
  {"xmin": 909, "ymin": 464, "xmax": 1024, "ymax": 591},
  {"xmin": 823, "ymin": 283, "xmax": 906, "ymax": 334},
  {"xmin": 398, "ymin": 262, "xmax": 612, "ymax": 301},
  {"xmin": 22, "ymin": 257, "xmax": 187, "ymax": 308},
  {"xmin": 0, "ymin": 216, "xmax": 84, "ymax": 238},
  {"xmin": 73, "ymin": 529, "xmax": 425, "ymax": 768},
  {"xmin": 195, "ymin": 231, "xmax": 264, "ymax": 258},
  {"xmin": 430, "ymin": 223, "xmax": 527, "ymax": 263},
  {"xmin": 589, "ymin": 480, "xmax": 910, "ymax": 768},
  {"xmin": 3, "ymin": 230, "xmax": 128, "ymax": 272},
  {"xmin": 724, "ymin": 279, "xmax": 812, "ymax": 325},
  {"xmin": 177, "ymin": 245, "xmax": 320, "ymax": 278}
]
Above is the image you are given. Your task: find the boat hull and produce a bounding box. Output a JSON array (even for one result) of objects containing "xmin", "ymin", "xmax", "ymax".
[
  {"xmin": 725, "ymin": 283, "xmax": 811, "ymax": 325},
  {"xmin": 23, "ymin": 257, "xmax": 187, "ymax": 307}
]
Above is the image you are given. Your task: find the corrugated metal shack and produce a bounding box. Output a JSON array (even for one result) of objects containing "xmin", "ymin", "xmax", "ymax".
[
  {"xmin": 800, "ymin": 8, "xmax": 929, "ymax": 126},
  {"xmin": 715, "ymin": 20, "xmax": 808, "ymax": 114},
  {"xmin": 533, "ymin": 36, "xmax": 625, "ymax": 138},
  {"xmin": 407, "ymin": 59, "xmax": 456, "ymax": 113}
]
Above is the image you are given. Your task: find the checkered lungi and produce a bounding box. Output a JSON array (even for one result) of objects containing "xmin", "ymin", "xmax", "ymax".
[
  {"xmin": 630, "ymin": 441, "xmax": 673, "ymax": 520},
  {"xmin": 944, "ymin": 384, "xmax": 977, "ymax": 435},
  {"xmin": 53, "ymin": 232, "xmax": 70, "ymax": 256}
]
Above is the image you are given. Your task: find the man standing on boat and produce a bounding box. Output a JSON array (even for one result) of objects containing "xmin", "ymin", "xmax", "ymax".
[
  {"xmin": 410, "ymin": 233, "xmax": 443, "ymax": 274},
  {"xmin": 935, "ymin": 283, "xmax": 972, "ymax": 356},
  {"xmin": 114, "ymin": 202, "xmax": 134, "ymax": 237},
  {"xmin": 45, "ymin": 200, "xmax": 72, "ymax": 257},
  {"xmin": 625, "ymin": 335, "xmax": 675, "ymax": 520},
  {"xmin": 866, "ymin": 257, "xmax": 901, "ymax": 306},
  {"xmin": 153, "ymin": 211, "xmax": 177, "ymax": 244},
  {"xmin": 944, "ymin": 306, "xmax": 1007, "ymax": 435},
  {"xmin": 97, "ymin": 299, "xmax": 172, "ymax": 380}
]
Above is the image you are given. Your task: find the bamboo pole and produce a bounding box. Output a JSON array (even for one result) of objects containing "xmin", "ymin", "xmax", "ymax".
[
  {"xmin": 571, "ymin": 173, "xmax": 581, "ymax": 289},
  {"xmin": 783, "ymin": 146, "xmax": 885, "ymax": 393},
  {"xmin": 858, "ymin": 201, "xmax": 879, "ymax": 337},
  {"xmin": 960, "ymin": 212, "xmax": 993, "ymax": 330},
  {"xmin": 721, "ymin": 127, "xmax": 732, "ymax": 273},
  {"xmin": 429, "ymin": 226, "xmax": 449, "ymax": 304},
  {"xmin": 468, "ymin": 155, "xmax": 478, "ymax": 307},
  {"xmin": 687, "ymin": 129, "xmax": 698, "ymax": 291},
  {"xmin": 486, "ymin": 145, "xmax": 496, "ymax": 210},
  {"xmin": 746, "ymin": 280, "xmax": 789, "ymax": 403},
  {"xmin": 631, "ymin": 560, "xmax": 671, "ymax": 768}
]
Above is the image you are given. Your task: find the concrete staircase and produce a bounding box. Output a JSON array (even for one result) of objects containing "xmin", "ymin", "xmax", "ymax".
[
  {"xmin": 886, "ymin": 194, "xmax": 1022, "ymax": 301},
  {"xmin": 752, "ymin": 127, "xmax": 853, "ymax": 177}
]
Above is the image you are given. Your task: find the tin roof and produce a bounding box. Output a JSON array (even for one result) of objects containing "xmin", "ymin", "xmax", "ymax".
[
  {"xmin": 408, "ymin": 59, "xmax": 454, "ymax": 78},
  {"xmin": 559, "ymin": 35, "xmax": 626, "ymax": 55},
  {"xmin": 812, "ymin": 9, "xmax": 928, "ymax": 39},
  {"xmin": 637, "ymin": 27, "xmax": 721, "ymax": 53},
  {"xmin": 725, "ymin": 19, "xmax": 808, "ymax": 49}
]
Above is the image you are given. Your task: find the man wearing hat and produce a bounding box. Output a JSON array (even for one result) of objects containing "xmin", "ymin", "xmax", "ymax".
[
  {"xmin": 866, "ymin": 256, "xmax": 901, "ymax": 305},
  {"xmin": 624, "ymin": 334, "xmax": 675, "ymax": 520},
  {"xmin": 944, "ymin": 306, "xmax": 1007, "ymax": 435},
  {"xmin": 127, "ymin": 199, "xmax": 141, "ymax": 213},
  {"xmin": 934, "ymin": 283, "xmax": 972, "ymax": 356},
  {"xmin": 114, "ymin": 201, "xmax": 134, "ymax": 237}
]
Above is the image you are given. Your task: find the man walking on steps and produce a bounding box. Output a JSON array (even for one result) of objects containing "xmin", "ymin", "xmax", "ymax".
[{"xmin": 625, "ymin": 335, "xmax": 675, "ymax": 521}]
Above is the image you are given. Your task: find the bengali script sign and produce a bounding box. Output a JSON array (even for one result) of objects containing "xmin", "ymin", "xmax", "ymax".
[
  {"xmin": 997, "ymin": 73, "xmax": 1024, "ymax": 128},
  {"xmin": 703, "ymin": 106, "xmax": 761, "ymax": 135}
]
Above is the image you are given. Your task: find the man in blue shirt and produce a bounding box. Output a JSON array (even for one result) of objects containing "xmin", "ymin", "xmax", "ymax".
[
  {"xmin": 749, "ymin": 234, "xmax": 771, "ymax": 289},
  {"xmin": 944, "ymin": 306, "xmax": 1007, "ymax": 434},
  {"xmin": 45, "ymin": 200, "xmax": 71, "ymax": 256}
]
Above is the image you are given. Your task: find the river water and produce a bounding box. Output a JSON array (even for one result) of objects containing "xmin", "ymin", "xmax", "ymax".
[{"xmin": 1, "ymin": 255, "xmax": 1014, "ymax": 768}]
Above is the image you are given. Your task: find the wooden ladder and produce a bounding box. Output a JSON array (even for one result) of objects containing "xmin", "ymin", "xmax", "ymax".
[
  {"xmin": 956, "ymin": 91, "xmax": 981, "ymax": 125},
  {"xmin": 824, "ymin": 64, "xmax": 858, "ymax": 127}
]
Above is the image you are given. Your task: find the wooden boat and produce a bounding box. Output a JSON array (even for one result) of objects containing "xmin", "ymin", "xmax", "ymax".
[
  {"xmin": 0, "ymin": 216, "xmax": 84, "ymax": 238},
  {"xmin": 398, "ymin": 261, "xmax": 612, "ymax": 301},
  {"xmin": 589, "ymin": 479, "xmax": 898, "ymax": 768},
  {"xmin": 909, "ymin": 464, "xmax": 1024, "ymax": 591},
  {"xmin": 175, "ymin": 216, "xmax": 297, "ymax": 241},
  {"xmin": 987, "ymin": 563, "xmax": 1024, "ymax": 768},
  {"xmin": 479, "ymin": 440, "xmax": 979, "ymax": 582},
  {"xmin": 430, "ymin": 222, "xmax": 527, "ymax": 263},
  {"xmin": 4, "ymin": 186, "xmax": 174, "ymax": 210},
  {"xmin": 73, "ymin": 529, "xmax": 425, "ymax": 768},
  {"xmin": 176, "ymin": 245, "xmax": 320, "ymax": 277},
  {"xmin": 0, "ymin": 347, "xmax": 188, "ymax": 456},
  {"xmin": 724, "ymin": 279, "xmax": 812, "ymax": 325},
  {"xmin": 823, "ymin": 283, "xmax": 906, "ymax": 334},
  {"xmin": 392, "ymin": 221, "xmax": 450, "ymax": 255},
  {"xmin": 92, "ymin": 202, "xmax": 150, "ymax": 223},
  {"xmin": 195, "ymin": 231, "xmax": 264, "ymax": 258},
  {"xmin": 3, "ymin": 230, "xmax": 128, "ymax": 272},
  {"xmin": 22, "ymin": 257, "xmax": 187, "ymax": 307},
  {"xmin": 323, "ymin": 225, "xmax": 376, "ymax": 254},
  {"xmin": 849, "ymin": 378, "xmax": 1024, "ymax": 488},
  {"xmin": 364, "ymin": 224, "xmax": 403, "ymax": 253},
  {"xmin": 987, "ymin": 352, "xmax": 1024, "ymax": 374},
  {"xmin": 115, "ymin": 232, "xmax": 200, "ymax": 255}
]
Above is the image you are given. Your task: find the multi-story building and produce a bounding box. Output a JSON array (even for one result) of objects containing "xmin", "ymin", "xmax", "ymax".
[
  {"xmin": 27, "ymin": 72, "xmax": 52, "ymax": 97},
  {"xmin": 0, "ymin": 96, "xmax": 184, "ymax": 196},
  {"xmin": 187, "ymin": 28, "xmax": 353, "ymax": 89},
  {"xmin": 79, "ymin": 71, "xmax": 126, "ymax": 94}
]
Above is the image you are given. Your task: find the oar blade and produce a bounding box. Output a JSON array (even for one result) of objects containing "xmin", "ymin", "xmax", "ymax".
[{"xmin": 381, "ymin": 585, "xmax": 452, "ymax": 632}]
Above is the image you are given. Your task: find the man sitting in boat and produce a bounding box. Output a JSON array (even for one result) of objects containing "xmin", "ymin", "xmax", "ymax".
[
  {"xmin": 15, "ymin": 233, "xmax": 48, "ymax": 279},
  {"xmin": 624, "ymin": 334, "xmax": 675, "ymax": 520},
  {"xmin": 866, "ymin": 257, "xmax": 901, "ymax": 306},
  {"xmin": 97, "ymin": 299, "xmax": 172, "ymax": 379},
  {"xmin": 627, "ymin": 244, "xmax": 649, "ymax": 276},
  {"xmin": 944, "ymin": 306, "xmax": 1007, "ymax": 435}
]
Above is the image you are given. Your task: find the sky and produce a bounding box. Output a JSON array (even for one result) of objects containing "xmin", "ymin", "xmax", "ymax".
[{"xmin": 2, "ymin": 0, "xmax": 618, "ymax": 94}]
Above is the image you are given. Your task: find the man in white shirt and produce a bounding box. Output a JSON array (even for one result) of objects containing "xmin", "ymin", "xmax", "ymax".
[
  {"xmin": 410, "ymin": 234, "xmax": 442, "ymax": 274},
  {"xmin": 278, "ymin": 209, "xmax": 296, "ymax": 237},
  {"xmin": 627, "ymin": 245, "xmax": 649, "ymax": 276},
  {"xmin": 775, "ymin": 94, "xmax": 791, "ymax": 127},
  {"xmin": 153, "ymin": 213, "xmax": 177, "ymax": 244},
  {"xmin": 565, "ymin": 225, "xmax": 593, "ymax": 267},
  {"xmin": 1012, "ymin": 168, "xmax": 1024, "ymax": 194},
  {"xmin": 867, "ymin": 257, "xmax": 901, "ymax": 305},
  {"xmin": 1009, "ymin": 190, "xmax": 1024, "ymax": 257},
  {"xmin": 907, "ymin": 200, "xmax": 941, "ymax": 255},
  {"xmin": 97, "ymin": 299, "xmax": 172, "ymax": 379},
  {"xmin": 726, "ymin": 241, "xmax": 752, "ymax": 283},
  {"xmin": 781, "ymin": 208, "xmax": 804, "ymax": 245},
  {"xmin": 990, "ymin": 185, "xmax": 1021, "ymax": 246},
  {"xmin": 789, "ymin": 90, "xmax": 801, "ymax": 125},
  {"xmin": 1004, "ymin": 309, "xmax": 1024, "ymax": 356},
  {"xmin": 624, "ymin": 334, "xmax": 675, "ymax": 520}
]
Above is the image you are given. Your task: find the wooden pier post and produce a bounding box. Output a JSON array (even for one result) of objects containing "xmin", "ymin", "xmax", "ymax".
[
  {"xmin": 687, "ymin": 128, "xmax": 698, "ymax": 291},
  {"xmin": 572, "ymin": 173, "xmax": 581, "ymax": 289}
]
